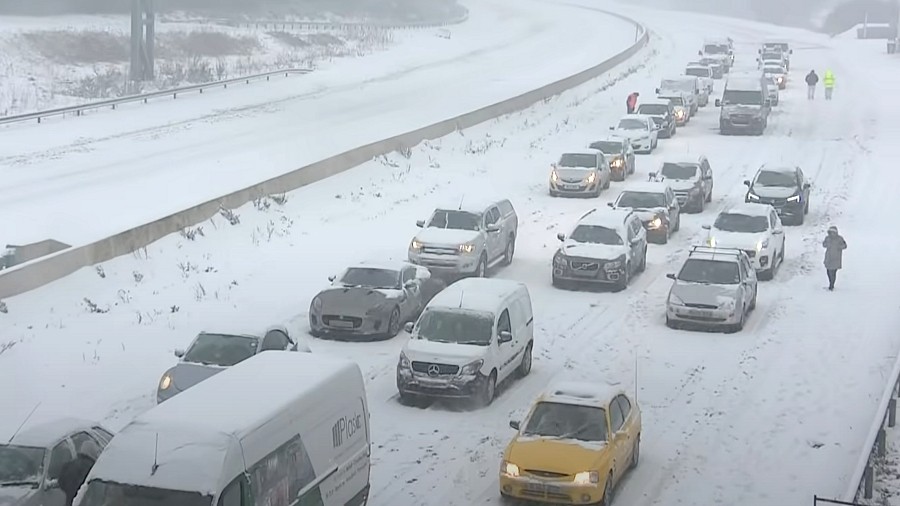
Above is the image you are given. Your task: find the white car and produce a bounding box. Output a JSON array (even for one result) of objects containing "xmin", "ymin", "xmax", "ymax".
[
  {"xmin": 609, "ymin": 115, "xmax": 659, "ymax": 153},
  {"xmin": 763, "ymin": 64, "xmax": 787, "ymax": 89},
  {"xmin": 764, "ymin": 76, "xmax": 780, "ymax": 106},
  {"xmin": 659, "ymin": 93, "xmax": 691, "ymax": 125},
  {"xmin": 685, "ymin": 64, "xmax": 715, "ymax": 95},
  {"xmin": 549, "ymin": 149, "xmax": 612, "ymax": 197},
  {"xmin": 702, "ymin": 203, "xmax": 785, "ymax": 280}
]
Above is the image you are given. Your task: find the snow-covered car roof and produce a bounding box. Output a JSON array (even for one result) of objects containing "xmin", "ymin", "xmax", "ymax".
[
  {"xmin": 539, "ymin": 381, "xmax": 626, "ymax": 409},
  {"xmin": 427, "ymin": 277, "xmax": 526, "ymax": 313},
  {"xmin": 723, "ymin": 202, "xmax": 774, "ymax": 217},
  {"xmin": 577, "ymin": 208, "xmax": 632, "ymax": 231},
  {"xmin": 346, "ymin": 260, "xmax": 413, "ymax": 273},
  {"xmin": 725, "ymin": 77, "xmax": 764, "ymax": 91},
  {"xmin": 664, "ymin": 157, "xmax": 703, "ymax": 166},
  {"xmin": 620, "ymin": 181, "xmax": 671, "ymax": 194},
  {"xmin": 637, "ymin": 99, "xmax": 672, "ymax": 107},
  {"xmin": 7, "ymin": 418, "xmax": 104, "ymax": 447},
  {"xmin": 436, "ymin": 196, "xmax": 506, "ymax": 215},
  {"xmin": 561, "ymin": 148, "xmax": 601, "ymax": 156},
  {"xmin": 590, "ymin": 135, "xmax": 629, "ymax": 144},
  {"xmin": 687, "ymin": 246, "xmax": 746, "ymax": 263},
  {"xmin": 759, "ymin": 165, "xmax": 798, "ymax": 174}
]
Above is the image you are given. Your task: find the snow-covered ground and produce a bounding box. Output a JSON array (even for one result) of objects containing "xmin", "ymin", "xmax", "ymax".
[
  {"xmin": 2, "ymin": 2, "xmax": 899, "ymax": 506},
  {"xmin": 0, "ymin": 0, "xmax": 636, "ymax": 248}
]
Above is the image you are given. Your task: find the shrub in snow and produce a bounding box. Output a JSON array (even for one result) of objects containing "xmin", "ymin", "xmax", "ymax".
[
  {"xmin": 180, "ymin": 226, "xmax": 205, "ymax": 241},
  {"xmin": 83, "ymin": 298, "xmax": 109, "ymax": 314},
  {"xmin": 253, "ymin": 197, "xmax": 272, "ymax": 212},
  {"xmin": 219, "ymin": 207, "xmax": 241, "ymax": 225},
  {"xmin": 0, "ymin": 300, "xmax": 7, "ymax": 314},
  {"xmin": 133, "ymin": 271, "xmax": 144, "ymax": 283},
  {"xmin": 95, "ymin": 266, "xmax": 106, "ymax": 278},
  {"xmin": 269, "ymin": 193, "xmax": 289, "ymax": 206}
]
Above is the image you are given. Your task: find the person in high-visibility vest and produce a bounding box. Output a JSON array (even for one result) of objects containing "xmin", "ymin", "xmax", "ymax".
[{"xmin": 823, "ymin": 69, "xmax": 835, "ymax": 100}]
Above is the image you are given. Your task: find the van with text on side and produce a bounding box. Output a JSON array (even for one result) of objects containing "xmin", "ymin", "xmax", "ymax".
[
  {"xmin": 715, "ymin": 74, "xmax": 771, "ymax": 136},
  {"xmin": 75, "ymin": 352, "xmax": 371, "ymax": 506}
]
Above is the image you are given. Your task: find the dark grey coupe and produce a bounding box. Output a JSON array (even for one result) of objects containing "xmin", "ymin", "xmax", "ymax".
[{"xmin": 308, "ymin": 262, "xmax": 435, "ymax": 340}]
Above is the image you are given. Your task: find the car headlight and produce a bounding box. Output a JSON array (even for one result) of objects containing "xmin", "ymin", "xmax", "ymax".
[
  {"xmin": 585, "ymin": 171, "xmax": 597, "ymax": 184},
  {"xmin": 410, "ymin": 239, "xmax": 423, "ymax": 251},
  {"xmin": 719, "ymin": 299, "xmax": 736, "ymax": 311},
  {"xmin": 398, "ymin": 352, "xmax": 411, "ymax": 369},
  {"xmin": 668, "ymin": 293, "xmax": 685, "ymax": 306},
  {"xmin": 648, "ymin": 217, "xmax": 663, "ymax": 229},
  {"xmin": 159, "ymin": 374, "xmax": 172, "ymax": 390},
  {"xmin": 502, "ymin": 461, "xmax": 520, "ymax": 477},
  {"xmin": 787, "ymin": 194, "xmax": 800, "ymax": 202},
  {"xmin": 610, "ymin": 158, "xmax": 624, "ymax": 168},
  {"xmin": 675, "ymin": 109, "xmax": 685, "ymax": 118},
  {"xmin": 554, "ymin": 251, "xmax": 567, "ymax": 267},
  {"xmin": 366, "ymin": 303, "xmax": 388, "ymax": 315},
  {"xmin": 458, "ymin": 243, "xmax": 475, "ymax": 253},
  {"xmin": 550, "ymin": 170, "xmax": 559, "ymax": 183},
  {"xmin": 604, "ymin": 255, "xmax": 625, "ymax": 270},
  {"xmin": 747, "ymin": 193, "xmax": 760, "ymax": 201},
  {"xmin": 707, "ymin": 236, "xmax": 716, "ymax": 247},
  {"xmin": 460, "ymin": 359, "xmax": 484, "ymax": 376},
  {"xmin": 756, "ymin": 239, "xmax": 768, "ymax": 252},
  {"xmin": 573, "ymin": 471, "xmax": 600, "ymax": 485},
  {"xmin": 312, "ymin": 296, "xmax": 323, "ymax": 311}
]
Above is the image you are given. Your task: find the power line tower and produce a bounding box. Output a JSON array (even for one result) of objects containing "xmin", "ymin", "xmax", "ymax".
[{"xmin": 129, "ymin": 0, "xmax": 156, "ymax": 82}]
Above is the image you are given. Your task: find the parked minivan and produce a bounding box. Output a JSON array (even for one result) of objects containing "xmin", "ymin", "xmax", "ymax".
[
  {"xmin": 657, "ymin": 77, "xmax": 702, "ymax": 112},
  {"xmin": 75, "ymin": 352, "xmax": 370, "ymax": 506},
  {"xmin": 397, "ymin": 277, "xmax": 534, "ymax": 407}
]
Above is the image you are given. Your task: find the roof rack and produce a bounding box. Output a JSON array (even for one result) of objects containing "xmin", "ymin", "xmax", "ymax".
[{"xmin": 689, "ymin": 245, "xmax": 744, "ymax": 258}]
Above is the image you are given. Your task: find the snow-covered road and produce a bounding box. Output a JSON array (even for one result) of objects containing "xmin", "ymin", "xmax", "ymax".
[
  {"xmin": 0, "ymin": 0, "xmax": 637, "ymax": 246},
  {"xmin": 1, "ymin": 3, "xmax": 898, "ymax": 506}
]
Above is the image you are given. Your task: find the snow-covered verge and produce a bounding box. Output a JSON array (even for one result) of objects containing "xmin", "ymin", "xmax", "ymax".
[
  {"xmin": 0, "ymin": 14, "xmax": 397, "ymax": 117},
  {"xmin": 1, "ymin": 5, "xmax": 898, "ymax": 506},
  {"xmin": 0, "ymin": 0, "xmax": 638, "ymax": 247}
]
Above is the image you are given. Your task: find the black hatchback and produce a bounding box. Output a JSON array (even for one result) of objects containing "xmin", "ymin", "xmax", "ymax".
[{"xmin": 744, "ymin": 165, "xmax": 812, "ymax": 225}]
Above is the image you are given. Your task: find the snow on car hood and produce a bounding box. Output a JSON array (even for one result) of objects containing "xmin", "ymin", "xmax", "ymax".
[
  {"xmin": 404, "ymin": 338, "xmax": 485, "ymax": 365},
  {"xmin": 670, "ymin": 281, "xmax": 740, "ymax": 307},
  {"xmin": 168, "ymin": 361, "xmax": 226, "ymax": 392},
  {"xmin": 0, "ymin": 485, "xmax": 35, "ymax": 506},
  {"xmin": 611, "ymin": 128, "xmax": 648, "ymax": 139},
  {"xmin": 560, "ymin": 242, "xmax": 625, "ymax": 260},
  {"xmin": 667, "ymin": 179, "xmax": 699, "ymax": 192},
  {"xmin": 554, "ymin": 166, "xmax": 593, "ymax": 181},
  {"xmin": 414, "ymin": 227, "xmax": 480, "ymax": 246},
  {"xmin": 724, "ymin": 104, "xmax": 762, "ymax": 114},
  {"xmin": 708, "ymin": 230, "xmax": 767, "ymax": 250},
  {"xmin": 750, "ymin": 186, "xmax": 798, "ymax": 199},
  {"xmin": 507, "ymin": 437, "xmax": 607, "ymax": 472},
  {"xmin": 316, "ymin": 286, "xmax": 398, "ymax": 316},
  {"xmin": 628, "ymin": 208, "xmax": 665, "ymax": 221}
]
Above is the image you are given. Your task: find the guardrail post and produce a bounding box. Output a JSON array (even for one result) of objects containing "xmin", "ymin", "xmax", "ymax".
[
  {"xmin": 878, "ymin": 428, "xmax": 887, "ymax": 456},
  {"xmin": 864, "ymin": 465, "xmax": 874, "ymax": 498},
  {"xmin": 890, "ymin": 398, "xmax": 897, "ymax": 427}
]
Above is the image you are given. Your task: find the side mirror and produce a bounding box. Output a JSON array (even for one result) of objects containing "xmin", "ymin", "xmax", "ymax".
[
  {"xmin": 557, "ymin": 232, "xmax": 566, "ymax": 241},
  {"xmin": 328, "ymin": 275, "xmax": 335, "ymax": 282},
  {"xmin": 702, "ymin": 224, "xmax": 711, "ymax": 230},
  {"xmin": 174, "ymin": 349, "xmax": 185, "ymax": 358},
  {"xmin": 715, "ymin": 99, "xmax": 721, "ymax": 107},
  {"xmin": 499, "ymin": 330, "xmax": 513, "ymax": 343},
  {"xmin": 743, "ymin": 180, "xmax": 751, "ymax": 187},
  {"xmin": 789, "ymin": 49, "xmax": 793, "ymax": 54},
  {"xmin": 608, "ymin": 126, "xmax": 614, "ymax": 130},
  {"xmin": 666, "ymin": 273, "xmax": 676, "ymax": 280},
  {"xmin": 697, "ymin": 50, "xmax": 702, "ymax": 56},
  {"xmin": 803, "ymin": 183, "xmax": 811, "ymax": 189},
  {"xmin": 509, "ymin": 420, "xmax": 520, "ymax": 430},
  {"xmin": 404, "ymin": 279, "xmax": 418, "ymax": 288},
  {"xmin": 758, "ymin": 49, "xmax": 762, "ymax": 54},
  {"xmin": 648, "ymin": 172, "xmax": 657, "ymax": 179},
  {"xmin": 486, "ymin": 223, "xmax": 501, "ymax": 232},
  {"xmin": 773, "ymin": 229, "xmax": 784, "ymax": 235},
  {"xmin": 403, "ymin": 322, "xmax": 414, "ymax": 334},
  {"xmin": 655, "ymin": 87, "xmax": 660, "ymax": 94},
  {"xmin": 416, "ymin": 220, "xmax": 425, "ymax": 228},
  {"xmin": 630, "ymin": 237, "xmax": 641, "ymax": 245},
  {"xmin": 607, "ymin": 202, "xmax": 615, "ymax": 208}
]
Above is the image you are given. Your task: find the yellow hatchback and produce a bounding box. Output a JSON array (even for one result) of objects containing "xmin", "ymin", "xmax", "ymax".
[{"xmin": 499, "ymin": 382, "xmax": 641, "ymax": 505}]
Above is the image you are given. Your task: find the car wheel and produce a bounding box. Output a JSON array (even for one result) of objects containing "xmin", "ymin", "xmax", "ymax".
[
  {"xmin": 730, "ymin": 308, "xmax": 746, "ymax": 333},
  {"xmin": 604, "ymin": 177, "xmax": 611, "ymax": 190},
  {"xmin": 637, "ymin": 248, "xmax": 647, "ymax": 272},
  {"xmin": 749, "ymin": 288, "xmax": 757, "ymax": 310},
  {"xmin": 517, "ymin": 343, "xmax": 533, "ymax": 377},
  {"xmin": 674, "ymin": 216, "xmax": 681, "ymax": 232},
  {"xmin": 309, "ymin": 327, "xmax": 323, "ymax": 338},
  {"xmin": 804, "ymin": 201, "xmax": 810, "ymax": 215},
  {"xmin": 615, "ymin": 263, "xmax": 630, "ymax": 292},
  {"xmin": 600, "ymin": 474, "xmax": 614, "ymax": 506},
  {"xmin": 503, "ymin": 236, "xmax": 515, "ymax": 266},
  {"xmin": 696, "ymin": 196, "xmax": 705, "ymax": 213},
  {"xmin": 478, "ymin": 371, "xmax": 497, "ymax": 407},
  {"xmin": 759, "ymin": 267, "xmax": 774, "ymax": 281},
  {"xmin": 706, "ymin": 190, "xmax": 713, "ymax": 203},
  {"xmin": 387, "ymin": 307, "xmax": 402, "ymax": 338},
  {"xmin": 475, "ymin": 255, "xmax": 487, "ymax": 278},
  {"xmin": 630, "ymin": 435, "xmax": 641, "ymax": 469},
  {"xmin": 796, "ymin": 212, "xmax": 805, "ymax": 225}
]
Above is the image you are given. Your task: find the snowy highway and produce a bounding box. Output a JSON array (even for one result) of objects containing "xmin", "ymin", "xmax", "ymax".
[
  {"xmin": 0, "ymin": 0, "xmax": 637, "ymax": 247},
  {"xmin": 2, "ymin": 1, "xmax": 899, "ymax": 505}
]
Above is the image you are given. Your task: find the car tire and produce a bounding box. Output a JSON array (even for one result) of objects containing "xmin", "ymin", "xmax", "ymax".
[
  {"xmin": 601, "ymin": 474, "xmax": 614, "ymax": 506},
  {"xmin": 630, "ymin": 435, "xmax": 641, "ymax": 469},
  {"xmin": 478, "ymin": 371, "xmax": 497, "ymax": 407},
  {"xmin": 604, "ymin": 177, "xmax": 611, "ymax": 190},
  {"xmin": 517, "ymin": 343, "xmax": 533, "ymax": 377},
  {"xmin": 637, "ymin": 248, "xmax": 647, "ymax": 272},
  {"xmin": 729, "ymin": 308, "xmax": 746, "ymax": 333},
  {"xmin": 309, "ymin": 327, "xmax": 323, "ymax": 338},
  {"xmin": 758, "ymin": 267, "xmax": 774, "ymax": 281},
  {"xmin": 386, "ymin": 307, "xmax": 402, "ymax": 338},
  {"xmin": 749, "ymin": 289, "xmax": 757, "ymax": 311},
  {"xmin": 796, "ymin": 212, "xmax": 805, "ymax": 225},
  {"xmin": 706, "ymin": 190, "xmax": 713, "ymax": 203},
  {"xmin": 804, "ymin": 201, "xmax": 810, "ymax": 215},
  {"xmin": 695, "ymin": 197, "xmax": 704, "ymax": 213},
  {"xmin": 475, "ymin": 255, "xmax": 487, "ymax": 278},
  {"xmin": 674, "ymin": 216, "xmax": 681, "ymax": 232},
  {"xmin": 398, "ymin": 390, "xmax": 420, "ymax": 406},
  {"xmin": 503, "ymin": 236, "xmax": 515, "ymax": 266}
]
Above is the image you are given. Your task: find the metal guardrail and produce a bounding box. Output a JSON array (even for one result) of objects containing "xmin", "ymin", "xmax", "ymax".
[
  {"xmin": 836, "ymin": 352, "xmax": 900, "ymax": 503},
  {"xmin": 814, "ymin": 498, "xmax": 865, "ymax": 505},
  {"xmin": 227, "ymin": 10, "xmax": 470, "ymax": 31},
  {"xmin": 0, "ymin": 68, "xmax": 312, "ymax": 126}
]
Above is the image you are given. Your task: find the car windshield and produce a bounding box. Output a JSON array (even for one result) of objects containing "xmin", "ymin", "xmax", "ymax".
[
  {"xmin": 182, "ymin": 333, "xmax": 259, "ymax": 367},
  {"xmin": 414, "ymin": 308, "xmax": 494, "ymax": 346},
  {"xmin": 685, "ymin": 68, "xmax": 709, "ymax": 77},
  {"xmin": 663, "ymin": 96, "xmax": 684, "ymax": 106},
  {"xmin": 714, "ymin": 213, "xmax": 769, "ymax": 233},
  {"xmin": 637, "ymin": 104, "xmax": 668, "ymax": 115},
  {"xmin": 427, "ymin": 210, "xmax": 480, "ymax": 231},
  {"xmin": 338, "ymin": 267, "xmax": 401, "ymax": 289},
  {"xmin": 660, "ymin": 163, "xmax": 698, "ymax": 180},
  {"xmin": 589, "ymin": 141, "xmax": 622, "ymax": 154},
  {"xmin": 79, "ymin": 481, "xmax": 213, "ymax": 506},
  {"xmin": 617, "ymin": 191, "xmax": 666, "ymax": 209},
  {"xmin": 678, "ymin": 258, "xmax": 741, "ymax": 284},
  {"xmin": 761, "ymin": 53, "xmax": 781, "ymax": 60},
  {"xmin": 559, "ymin": 153, "xmax": 596, "ymax": 168},
  {"xmin": 755, "ymin": 170, "xmax": 797, "ymax": 187},
  {"xmin": 660, "ymin": 79, "xmax": 692, "ymax": 93},
  {"xmin": 721, "ymin": 89, "xmax": 762, "ymax": 106},
  {"xmin": 763, "ymin": 67, "xmax": 783, "ymax": 74},
  {"xmin": 0, "ymin": 445, "xmax": 44, "ymax": 486},
  {"xmin": 617, "ymin": 119, "xmax": 646, "ymax": 130},
  {"xmin": 569, "ymin": 225, "xmax": 623, "ymax": 245},
  {"xmin": 522, "ymin": 402, "xmax": 608, "ymax": 442},
  {"xmin": 703, "ymin": 44, "xmax": 727, "ymax": 54}
]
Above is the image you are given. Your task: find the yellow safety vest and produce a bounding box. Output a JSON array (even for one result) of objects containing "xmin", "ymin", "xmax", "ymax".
[{"xmin": 823, "ymin": 72, "xmax": 835, "ymax": 87}]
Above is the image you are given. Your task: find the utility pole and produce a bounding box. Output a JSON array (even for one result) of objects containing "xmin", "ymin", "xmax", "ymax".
[{"xmin": 130, "ymin": 0, "xmax": 156, "ymax": 82}]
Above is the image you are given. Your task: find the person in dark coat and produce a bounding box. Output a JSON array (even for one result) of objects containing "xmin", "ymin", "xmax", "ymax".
[
  {"xmin": 626, "ymin": 92, "xmax": 639, "ymax": 113},
  {"xmin": 822, "ymin": 225, "xmax": 847, "ymax": 290},
  {"xmin": 805, "ymin": 70, "xmax": 819, "ymax": 100},
  {"xmin": 58, "ymin": 440, "xmax": 100, "ymax": 506}
]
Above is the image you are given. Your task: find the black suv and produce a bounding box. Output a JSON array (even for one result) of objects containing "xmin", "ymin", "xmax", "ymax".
[
  {"xmin": 635, "ymin": 101, "xmax": 677, "ymax": 138},
  {"xmin": 744, "ymin": 165, "xmax": 811, "ymax": 225}
]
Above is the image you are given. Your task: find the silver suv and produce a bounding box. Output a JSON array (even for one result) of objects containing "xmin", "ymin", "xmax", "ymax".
[
  {"xmin": 665, "ymin": 246, "xmax": 758, "ymax": 332},
  {"xmin": 409, "ymin": 199, "xmax": 518, "ymax": 278},
  {"xmin": 654, "ymin": 156, "xmax": 714, "ymax": 213}
]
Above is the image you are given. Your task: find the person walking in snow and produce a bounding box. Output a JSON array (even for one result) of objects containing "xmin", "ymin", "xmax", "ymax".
[
  {"xmin": 805, "ymin": 70, "xmax": 819, "ymax": 100},
  {"xmin": 823, "ymin": 69, "xmax": 835, "ymax": 100},
  {"xmin": 822, "ymin": 225, "xmax": 847, "ymax": 290},
  {"xmin": 626, "ymin": 92, "xmax": 639, "ymax": 114}
]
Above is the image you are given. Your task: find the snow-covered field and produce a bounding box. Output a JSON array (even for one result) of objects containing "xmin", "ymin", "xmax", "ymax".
[
  {"xmin": 2, "ymin": 2, "xmax": 899, "ymax": 506},
  {"xmin": 0, "ymin": 0, "xmax": 636, "ymax": 248}
]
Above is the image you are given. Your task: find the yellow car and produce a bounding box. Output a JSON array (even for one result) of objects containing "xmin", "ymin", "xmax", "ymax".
[{"xmin": 499, "ymin": 382, "xmax": 641, "ymax": 505}]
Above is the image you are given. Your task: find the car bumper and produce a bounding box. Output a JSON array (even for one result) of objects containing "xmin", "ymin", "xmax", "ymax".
[
  {"xmin": 735, "ymin": 249, "xmax": 772, "ymax": 271},
  {"xmin": 408, "ymin": 251, "xmax": 480, "ymax": 275},
  {"xmin": 754, "ymin": 200, "xmax": 802, "ymax": 220},
  {"xmin": 720, "ymin": 117, "xmax": 764, "ymax": 132},
  {"xmin": 674, "ymin": 115, "xmax": 688, "ymax": 125},
  {"xmin": 630, "ymin": 138, "xmax": 652, "ymax": 151},
  {"xmin": 667, "ymin": 303, "xmax": 742, "ymax": 328},
  {"xmin": 553, "ymin": 260, "xmax": 626, "ymax": 284},
  {"xmin": 550, "ymin": 180, "xmax": 600, "ymax": 196},
  {"xmin": 157, "ymin": 386, "xmax": 182, "ymax": 404},
  {"xmin": 309, "ymin": 312, "xmax": 390, "ymax": 336},
  {"xmin": 499, "ymin": 475, "xmax": 603, "ymax": 504},
  {"xmin": 397, "ymin": 367, "xmax": 485, "ymax": 398}
]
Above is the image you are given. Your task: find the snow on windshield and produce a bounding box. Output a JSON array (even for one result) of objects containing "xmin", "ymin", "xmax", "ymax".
[
  {"xmin": 339, "ymin": 268, "xmax": 401, "ymax": 289},
  {"xmin": 617, "ymin": 119, "xmax": 646, "ymax": 130},
  {"xmin": 79, "ymin": 481, "xmax": 213, "ymax": 506},
  {"xmin": 764, "ymin": 67, "xmax": 783, "ymax": 74},
  {"xmin": 703, "ymin": 44, "xmax": 727, "ymax": 54},
  {"xmin": 686, "ymin": 68, "xmax": 709, "ymax": 77},
  {"xmin": 721, "ymin": 90, "xmax": 762, "ymax": 106},
  {"xmin": 660, "ymin": 163, "xmax": 698, "ymax": 180},
  {"xmin": 660, "ymin": 79, "xmax": 692, "ymax": 93},
  {"xmin": 183, "ymin": 333, "xmax": 259, "ymax": 366},
  {"xmin": 414, "ymin": 309, "xmax": 494, "ymax": 346},
  {"xmin": 714, "ymin": 213, "xmax": 768, "ymax": 233},
  {"xmin": 570, "ymin": 225, "xmax": 623, "ymax": 246},
  {"xmin": 678, "ymin": 258, "xmax": 740, "ymax": 285},
  {"xmin": 637, "ymin": 104, "xmax": 668, "ymax": 115},
  {"xmin": 427, "ymin": 210, "xmax": 480, "ymax": 231},
  {"xmin": 589, "ymin": 141, "xmax": 622, "ymax": 154},
  {"xmin": 755, "ymin": 170, "xmax": 797, "ymax": 187},
  {"xmin": 522, "ymin": 402, "xmax": 608, "ymax": 442},
  {"xmin": 0, "ymin": 445, "xmax": 44, "ymax": 485},
  {"xmin": 559, "ymin": 153, "xmax": 596, "ymax": 168},
  {"xmin": 617, "ymin": 191, "xmax": 666, "ymax": 209}
]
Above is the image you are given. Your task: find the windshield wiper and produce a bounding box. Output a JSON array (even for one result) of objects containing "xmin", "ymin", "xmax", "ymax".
[
  {"xmin": 457, "ymin": 340, "xmax": 488, "ymax": 346},
  {"xmin": 1, "ymin": 481, "xmax": 39, "ymax": 487}
]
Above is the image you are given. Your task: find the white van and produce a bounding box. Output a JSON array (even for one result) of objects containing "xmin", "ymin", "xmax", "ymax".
[
  {"xmin": 396, "ymin": 277, "xmax": 534, "ymax": 407},
  {"xmin": 75, "ymin": 352, "xmax": 370, "ymax": 506}
]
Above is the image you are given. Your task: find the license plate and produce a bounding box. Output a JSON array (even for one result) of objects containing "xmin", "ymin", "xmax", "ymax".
[
  {"xmin": 563, "ymin": 184, "xmax": 582, "ymax": 190},
  {"xmin": 690, "ymin": 309, "xmax": 715, "ymax": 318},
  {"xmin": 329, "ymin": 320, "xmax": 354, "ymax": 328},
  {"xmin": 524, "ymin": 483, "xmax": 548, "ymax": 492}
]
